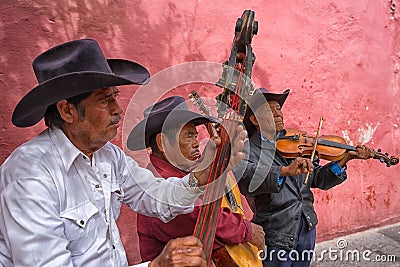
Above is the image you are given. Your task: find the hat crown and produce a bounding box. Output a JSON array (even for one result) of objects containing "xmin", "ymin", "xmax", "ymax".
[
  {"xmin": 144, "ymin": 96, "xmax": 189, "ymax": 118},
  {"xmin": 32, "ymin": 39, "xmax": 112, "ymax": 84}
]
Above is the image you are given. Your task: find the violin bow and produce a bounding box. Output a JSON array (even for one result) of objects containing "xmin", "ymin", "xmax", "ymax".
[{"xmin": 304, "ymin": 116, "xmax": 324, "ymax": 185}]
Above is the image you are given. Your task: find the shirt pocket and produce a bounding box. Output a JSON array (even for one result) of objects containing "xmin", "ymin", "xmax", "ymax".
[
  {"xmin": 111, "ymin": 183, "xmax": 124, "ymax": 218},
  {"xmin": 60, "ymin": 201, "xmax": 99, "ymax": 256}
]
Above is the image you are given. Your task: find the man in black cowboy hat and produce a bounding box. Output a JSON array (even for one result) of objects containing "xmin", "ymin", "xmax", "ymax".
[
  {"xmin": 122, "ymin": 96, "xmax": 264, "ymax": 264},
  {"xmin": 0, "ymin": 39, "xmax": 247, "ymax": 267},
  {"xmin": 233, "ymin": 88, "xmax": 374, "ymax": 267}
]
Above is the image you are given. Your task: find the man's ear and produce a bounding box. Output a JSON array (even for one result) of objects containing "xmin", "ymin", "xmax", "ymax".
[
  {"xmin": 156, "ymin": 133, "xmax": 165, "ymax": 153},
  {"xmin": 249, "ymin": 114, "xmax": 259, "ymax": 127},
  {"xmin": 56, "ymin": 100, "xmax": 75, "ymax": 124}
]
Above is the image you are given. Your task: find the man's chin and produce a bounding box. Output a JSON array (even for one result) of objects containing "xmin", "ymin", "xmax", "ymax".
[
  {"xmin": 181, "ymin": 160, "xmax": 199, "ymax": 171},
  {"xmin": 275, "ymin": 123, "xmax": 284, "ymax": 132}
]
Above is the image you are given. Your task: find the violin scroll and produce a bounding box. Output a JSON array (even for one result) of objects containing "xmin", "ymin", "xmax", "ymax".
[{"xmin": 374, "ymin": 149, "xmax": 399, "ymax": 167}]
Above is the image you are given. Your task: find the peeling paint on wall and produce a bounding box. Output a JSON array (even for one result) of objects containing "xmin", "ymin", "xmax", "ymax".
[
  {"xmin": 341, "ymin": 129, "xmax": 353, "ymax": 146},
  {"xmin": 357, "ymin": 122, "xmax": 380, "ymax": 145},
  {"xmin": 341, "ymin": 122, "xmax": 380, "ymax": 146}
]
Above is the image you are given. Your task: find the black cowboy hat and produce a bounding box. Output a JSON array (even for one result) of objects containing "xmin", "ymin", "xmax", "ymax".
[
  {"xmin": 243, "ymin": 88, "xmax": 290, "ymax": 136},
  {"xmin": 12, "ymin": 38, "xmax": 150, "ymax": 127},
  {"xmin": 127, "ymin": 96, "xmax": 218, "ymax": 151}
]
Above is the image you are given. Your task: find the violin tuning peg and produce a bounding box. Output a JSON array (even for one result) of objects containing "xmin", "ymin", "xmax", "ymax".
[
  {"xmin": 377, "ymin": 148, "xmax": 381, "ymax": 153},
  {"xmin": 386, "ymin": 163, "xmax": 391, "ymax": 167},
  {"xmin": 379, "ymin": 158, "xmax": 385, "ymax": 163},
  {"xmin": 385, "ymin": 152, "xmax": 389, "ymax": 156}
]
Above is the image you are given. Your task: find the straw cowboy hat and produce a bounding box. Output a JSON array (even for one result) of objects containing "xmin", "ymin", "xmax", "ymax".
[
  {"xmin": 243, "ymin": 88, "xmax": 290, "ymax": 136},
  {"xmin": 127, "ymin": 96, "xmax": 218, "ymax": 151},
  {"xmin": 12, "ymin": 38, "xmax": 150, "ymax": 127}
]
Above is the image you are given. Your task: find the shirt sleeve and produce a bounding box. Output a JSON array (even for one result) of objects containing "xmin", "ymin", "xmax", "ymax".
[
  {"xmin": 311, "ymin": 160, "xmax": 348, "ymax": 189},
  {"xmin": 120, "ymin": 153, "xmax": 201, "ymax": 223},
  {"xmin": 138, "ymin": 205, "xmax": 251, "ymax": 259},
  {"xmin": 331, "ymin": 161, "xmax": 347, "ymax": 175},
  {"xmin": 213, "ymin": 207, "xmax": 252, "ymax": 247},
  {"xmin": 233, "ymin": 140, "xmax": 284, "ymax": 196},
  {"xmin": 0, "ymin": 177, "xmax": 73, "ymax": 267},
  {"xmin": 130, "ymin": 262, "xmax": 150, "ymax": 267},
  {"xmin": 277, "ymin": 168, "xmax": 284, "ymax": 186}
]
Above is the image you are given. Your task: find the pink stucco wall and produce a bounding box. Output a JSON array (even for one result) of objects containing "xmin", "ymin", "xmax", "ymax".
[{"xmin": 1, "ymin": 0, "xmax": 399, "ymax": 257}]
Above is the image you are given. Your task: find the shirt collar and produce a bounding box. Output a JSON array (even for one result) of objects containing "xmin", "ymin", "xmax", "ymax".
[
  {"xmin": 49, "ymin": 127, "xmax": 87, "ymax": 172},
  {"xmin": 148, "ymin": 154, "xmax": 188, "ymax": 178},
  {"xmin": 260, "ymin": 132, "xmax": 275, "ymax": 145}
]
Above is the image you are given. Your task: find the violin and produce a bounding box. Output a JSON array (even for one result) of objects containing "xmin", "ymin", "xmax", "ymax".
[{"xmin": 276, "ymin": 128, "xmax": 399, "ymax": 167}]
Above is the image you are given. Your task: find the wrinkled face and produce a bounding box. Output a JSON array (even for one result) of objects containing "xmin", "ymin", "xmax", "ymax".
[
  {"xmin": 268, "ymin": 101, "xmax": 284, "ymax": 132},
  {"xmin": 162, "ymin": 122, "xmax": 200, "ymax": 171},
  {"xmin": 70, "ymin": 87, "xmax": 122, "ymax": 150},
  {"xmin": 253, "ymin": 100, "xmax": 284, "ymax": 138}
]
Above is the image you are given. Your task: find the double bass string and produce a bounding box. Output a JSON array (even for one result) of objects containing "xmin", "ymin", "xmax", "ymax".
[
  {"xmin": 193, "ymin": 61, "xmax": 246, "ymax": 265},
  {"xmin": 193, "ymin": 10, "xmax": 258, "ymax": 266}
]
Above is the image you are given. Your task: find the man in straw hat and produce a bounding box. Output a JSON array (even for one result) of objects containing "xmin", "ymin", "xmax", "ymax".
[
  {"xmin": 233, "ymin": 88, "xmax": 374, "ymax": 267},
  {"xmin": 0, "ymin": 39, "xmax": 247, "ymax": 267},
  {"xmin": 121, "ymin": 96, "xmax": 264, "ymax": 264}
]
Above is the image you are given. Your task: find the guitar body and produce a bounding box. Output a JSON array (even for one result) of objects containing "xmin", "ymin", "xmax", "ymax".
[
  {"xmin": 212, "ymin": 243, "xmax": 262, "ymax": 267},
  {"xmin": 212, "ymin": 174, "xmax": 262, "ymax": 267}
]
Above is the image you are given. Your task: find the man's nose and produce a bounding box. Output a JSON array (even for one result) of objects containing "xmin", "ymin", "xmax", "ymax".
[
  {"xmin": 272, "ymin": 108, "xmax": 281, "ymax": 117},
  {"xmin": 193, "ymin": 138, "xmax": 200, "ymax": 148},
  {"xmin": 112, "ymin": 99, "xmax": 123, "ymax": 115}
]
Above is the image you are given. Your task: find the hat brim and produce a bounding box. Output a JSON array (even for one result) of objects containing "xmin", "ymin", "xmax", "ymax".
[
  {"xmin": 243, "ymin": 89, "xmax": 290, "ymax": 136},
  {"xmin": 12, "ymin": 60, "xmax": 150, "ymax": 127},
  {"xmin": 127, "ymin": 110, "xmax": 218, "ymax": 151}
]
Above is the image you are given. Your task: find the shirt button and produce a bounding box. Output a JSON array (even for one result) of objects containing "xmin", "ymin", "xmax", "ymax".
[
  {"xmin": 80, "ymin": 220, "xmax": 84, "ymax": 225},
  {"xmin": 95, "ymin": 184, "xmax": 100, "ymax": 189},
  {"xmin": 103, "ymin": 174, "xmax": 108, "ymax": 178}
]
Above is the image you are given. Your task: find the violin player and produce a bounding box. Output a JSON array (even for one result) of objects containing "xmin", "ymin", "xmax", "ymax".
[
  {"xmin": 233, "ymin": 88, "xmax": 375, "ymax": 267},
  {"xmin": 122, "ymin": 96, "xmax": 265, "ymax": 265}
]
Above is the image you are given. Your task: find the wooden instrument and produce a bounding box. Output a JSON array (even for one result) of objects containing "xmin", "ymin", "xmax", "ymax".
[
  {"xmin": 190, "ymin": 90, "xmax": 262, "ymax": 267},
  {"xmin": 190, "ymin": 10, "xmax": 262, "ymax": 266},
  {"xmin": 276, "ymin": 128, "xmax": 399, "ymax": 167},
  {"xmin": 275, "ymin": 119, "xmax": 399, "ymax": 185}
]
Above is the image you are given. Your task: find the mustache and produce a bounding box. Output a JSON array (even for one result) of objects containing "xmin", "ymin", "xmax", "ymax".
[
  {"xmin": 189, "ymin": 149, "xmax": 201, "ymax": 158},
  {"xmin": 110, "ymin": 115, "xmax": 121, "ymax": 125}
]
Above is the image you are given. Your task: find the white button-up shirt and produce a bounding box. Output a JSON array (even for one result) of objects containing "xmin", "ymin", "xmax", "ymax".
[{"xmin": 0, "ymin": 128, "xmax": 199, "ymax": 267}]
